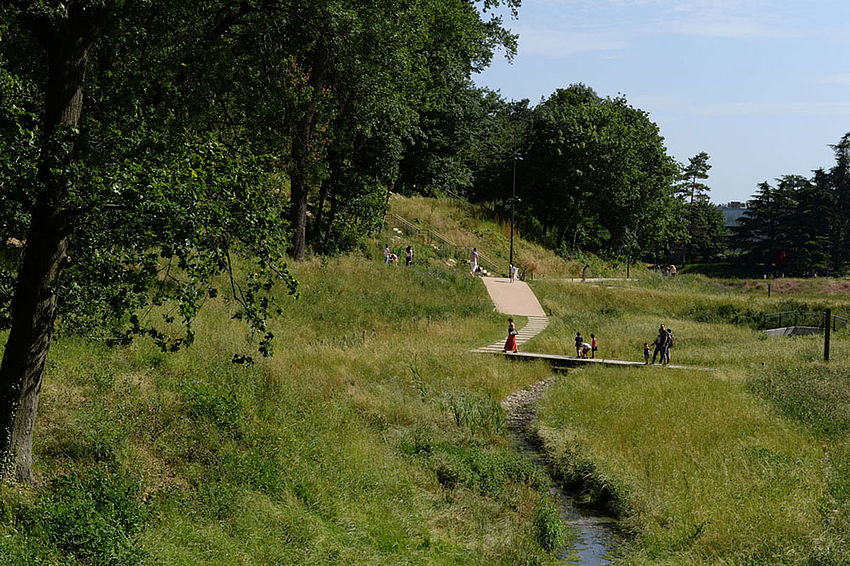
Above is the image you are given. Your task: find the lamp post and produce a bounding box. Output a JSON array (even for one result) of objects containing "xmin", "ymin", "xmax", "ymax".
[{"xmin": 509, "ymin": 153, "xmax": 522, "ymax": 269}]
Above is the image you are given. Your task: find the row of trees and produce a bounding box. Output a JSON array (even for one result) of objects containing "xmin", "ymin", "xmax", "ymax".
[
  {"xmin": 407, "ymin": 84, "xmax": 728, "ymax": 264},
  {"xmin": 736, "ymin": 134, "xmax": 850, "ymax": 275},
  {"xmin": 0, "ymin": 0, "xmax": 519, "ymax": 482}
]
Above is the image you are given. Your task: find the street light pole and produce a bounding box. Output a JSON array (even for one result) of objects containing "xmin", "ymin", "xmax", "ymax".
[{"xmin": 510, "ymin": 154, "xmax": 516, "ymax": 269}]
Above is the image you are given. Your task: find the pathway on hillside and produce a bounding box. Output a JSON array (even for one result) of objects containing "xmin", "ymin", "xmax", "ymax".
[
  {"xmin": 472, "ymin": 276, "xmax": 710, "ymax": 371},
  {"xmin": 472, "ymin": 277, "xmax": 549, "ymax": 353}
]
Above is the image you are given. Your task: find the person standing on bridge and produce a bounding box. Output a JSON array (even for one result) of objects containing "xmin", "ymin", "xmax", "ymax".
[
  {"xmin": 504, "ymin": 318, "xmax": 518, "ymax": 353},
  {"xmin": 575, "ymin": 331, "xmax": 584, "ymax": 357},
  {"xmin": 651, "ymin": 324, "xmax": 668, "ymax": 364},
  {"xmin": 470, "ymin": 247, "xmax": 479, "ymax": 276}
]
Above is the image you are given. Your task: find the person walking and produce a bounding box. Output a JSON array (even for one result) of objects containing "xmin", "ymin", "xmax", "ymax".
[
  {"xmin": 643, "ymin": 342, "xmax": 651, "ymax": 364},
  {"xmin": 503, "ymin": 318, "xmax": 518, "ymax": 353},
  {"xmin": 508, "ymin": 263, "xmax": 515, "ymax": 282},
  {"xmin": 470, "ymin": 247, "xmax": 479, "ymax": 276},
  {"xmin": 663, "ymin": 328, "xmax": 674, "ymax": 364},
  {"xmin": 405, "ymin": 245, "xmax": 414, "ymax": 266},
  {"xmin": 384, "ymin": 244, "xmax": 391, "ymax": 264},
  {"xmin": 590, "ymin": 333, "xmax": 597, "ymax": 358},
  {"xmin": 574, "ymin": 331, "xmax": 584, "ymax": 357},
  {"xmin": 651, "ymin": 324, "xmax": 668, "ymax": 364}
]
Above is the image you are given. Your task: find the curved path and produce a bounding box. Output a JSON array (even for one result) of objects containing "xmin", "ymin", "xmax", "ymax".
[{"xmin": 472, "ymin": 277, "xmax": 549, "ymax": 353}]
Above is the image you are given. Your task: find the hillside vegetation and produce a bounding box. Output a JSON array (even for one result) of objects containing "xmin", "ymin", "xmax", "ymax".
[
  {"xmin": 530, "ymin": 275, "xmax": 850, "ymax": 563},
  {"xmin": 0, "ymin": 197, "xmax": 584, "ymax": 565}
]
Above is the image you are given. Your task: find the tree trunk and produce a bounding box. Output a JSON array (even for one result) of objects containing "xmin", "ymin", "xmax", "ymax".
[
  {"xmin": 289, "ymin": 43, "xmax": 329, "ymax": 260},
  {"xmin": 0, "ymin": 5, "xmax": 106, "ymax": 483}
]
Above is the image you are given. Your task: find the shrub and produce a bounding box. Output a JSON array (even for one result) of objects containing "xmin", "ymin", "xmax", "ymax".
[{"xmin": 21, "ymin": 465, "xmax": 147, "ymax": 565}]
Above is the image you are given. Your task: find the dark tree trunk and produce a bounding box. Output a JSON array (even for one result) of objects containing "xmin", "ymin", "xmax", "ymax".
[
  {"xmin": 0, "ymin": 5, "xmax": 106, "ymax": 483},
  {"xmin": 289, "ymin": 43, "xmax": 329, "ymax": 260}
]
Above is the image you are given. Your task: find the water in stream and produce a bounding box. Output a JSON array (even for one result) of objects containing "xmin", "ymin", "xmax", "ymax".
[{"xmin": 502, "ymin": 377, "xmax": 621, "ymax": 564}]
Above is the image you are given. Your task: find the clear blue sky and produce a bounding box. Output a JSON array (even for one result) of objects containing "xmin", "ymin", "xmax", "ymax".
[{"xmin": 473, "ymin": 0, "xmax": 850, "ymax": 204}]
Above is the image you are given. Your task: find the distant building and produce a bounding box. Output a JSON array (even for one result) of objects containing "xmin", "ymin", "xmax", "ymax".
[{"xmin": 717, "ymin": 202, "xmax": 747, "ymax": 227}]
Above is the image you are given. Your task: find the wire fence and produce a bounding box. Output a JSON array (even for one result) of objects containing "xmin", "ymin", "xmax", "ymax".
[{"xmin": 762, "ymin": 310, "xmax": 847, "ymax": 331}]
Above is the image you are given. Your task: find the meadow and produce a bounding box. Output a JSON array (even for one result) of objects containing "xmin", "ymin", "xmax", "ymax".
[
  {"xmin": 0, "ymin": 242, "xmax": 568, "ymax": 565},
  {"xmin": 4, "ymin": 194, "xmax": 850, "ymax": 565},
  {"xmin": 531, "ymin": 274, "xmax": 850, "ymax": 564}
]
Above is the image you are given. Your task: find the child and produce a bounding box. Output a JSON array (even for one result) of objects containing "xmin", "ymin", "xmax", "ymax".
[
  {"xmin": 590, "ymin": 333, "xmax": 597, "ymax": 359},
  {"xmin": 581, "ymin": 342, "xmax": 592, "ymax": 358},
  {"xmin": 643, "ymin": 342, "xmax": 650, "ymax": 364},
  {"xmin": 574, "ymin": 332, "xmax": 583, "ymax": 357}
]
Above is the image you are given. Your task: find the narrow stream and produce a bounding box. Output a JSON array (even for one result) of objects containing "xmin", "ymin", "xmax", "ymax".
[{"xmin": 502, "ymin": 377, "xmax": 622, "ymax": 564}]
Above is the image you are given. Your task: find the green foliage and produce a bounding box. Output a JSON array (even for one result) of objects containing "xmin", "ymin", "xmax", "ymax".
[
  {"xmin": 181, "ymin": 381, "xmax": 243, "ymax": 433},
  {"xmin": 735, "ymin": 134, "xmax": 850, "ymax": 275},
  {"xmin": 533, "ymin": 496, "xmax": 565, "ymax": 552},
  {"xmin": 17, "ymin": 465, "xmax": 147, "ymax": 565},
  {"xmin": 442, "ymin": 392, "xmax": 505, "ymax": 437},
  {"xmin": 519, "ymin": 84, "xmax": 681, "ymax": 258}
]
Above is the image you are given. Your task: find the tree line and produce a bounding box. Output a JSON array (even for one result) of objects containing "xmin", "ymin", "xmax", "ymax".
[{"xmin": 734, "ymin": 134, "xmax": 850, "ymax": 276}]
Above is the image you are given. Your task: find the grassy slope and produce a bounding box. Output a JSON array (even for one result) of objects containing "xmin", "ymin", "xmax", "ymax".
[
  {"xmin": 0, "ymin": 204, "xmax": 576, "ymax": 564},
  {"xmin": 529, "ymin": 274, "xmax": 850, "ymax": 564},
  {"xmin": 390, "ymin": 195, "xmax": 634, "ymax": 279}
]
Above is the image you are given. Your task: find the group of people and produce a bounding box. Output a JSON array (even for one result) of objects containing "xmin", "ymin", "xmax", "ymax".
[
  {"xmin": 574, "ymin": 331, "xmax": 598, "ymax": 358},
  {"xmin": 384, "ymin": 244, "xmax": 414, "ymax": 266},
  {"xmin": 645, "ymin": 324, "xmax": 674, "ymax": 364}
]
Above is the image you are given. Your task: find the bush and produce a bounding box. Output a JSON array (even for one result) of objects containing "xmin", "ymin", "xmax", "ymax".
[{"xmin": 21, "ymin": 465, "xmax": 147, "ymax": 565}]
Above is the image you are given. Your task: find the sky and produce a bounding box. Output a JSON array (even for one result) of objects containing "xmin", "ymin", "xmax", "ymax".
[{"xmin": 473, "ymin": 0, "xmax": 850, "ymax": 204}]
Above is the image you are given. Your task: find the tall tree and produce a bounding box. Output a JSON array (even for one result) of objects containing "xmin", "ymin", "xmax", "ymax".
[
  {"xmin": 0, "ymin": 1, "xmax": 296, "ymax": 482},
  {"xmin": 676, "ymin": 151, "xmax": 714, "ymax": 266}
]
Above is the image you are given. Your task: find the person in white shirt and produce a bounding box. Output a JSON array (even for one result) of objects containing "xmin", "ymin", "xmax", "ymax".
[
  {"xmin": 384, "ymin": 244, "xmax": 391, "ymax": 264},
  {"xmin": 470, "ymin": 247, "xmax": 479, "ymax": 276}
]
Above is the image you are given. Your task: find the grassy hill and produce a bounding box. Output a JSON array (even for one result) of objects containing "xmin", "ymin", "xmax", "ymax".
[
  {"xmin": 0, "ymin": 197, "xmax": 577, "ymax": 565},
  {"xmin": 4, "ymin": 195, "xmax": 850, "ymax": 564}
]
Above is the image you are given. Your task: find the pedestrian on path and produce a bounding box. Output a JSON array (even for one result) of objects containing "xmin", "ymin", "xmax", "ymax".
[
  {"xmin": 470, "ymin": 247, "xmax": 479, "ymax": 276},
  {"xmin": 504, "ymin": 318, "xmax": 518, "ymax": 353},
  {"xmin": 643, "ymin": 342, "xmax": 651, "ymax": 364},
  {"xmin": 590, "ymin": 334, "xmax": 597, "ymax": 358},
  {"xmin": 651, "ymin": 324, "xmax": 668, "ymax": 364},
  {"xmin": 663, "ymin": 328, "xmax": 673, "ymax": 364},
  {"xmin": 384, "ymin": 244, "xmax": 391, "ymax": 264},
  {"xmin": 509, "ymin": 263, "xmax": 515, "ymax": 282},
  {"xmin": 574, "ymin": 331, "xmax": 584, "ymax": 357},
  {"xmin": 405, "ymin": 245, "xmax": 414, "ymax": 266}
]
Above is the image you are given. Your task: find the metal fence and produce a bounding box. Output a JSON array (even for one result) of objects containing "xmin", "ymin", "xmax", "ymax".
[
  {"xmin": 384, "ymin": 213, "xmax": 504, "ymax": 276},
  {"xmin": 762, "ymin": 310, "xmax": 847, "ymax": 331}
]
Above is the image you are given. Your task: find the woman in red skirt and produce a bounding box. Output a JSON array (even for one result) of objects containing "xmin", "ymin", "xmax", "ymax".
[{"xmin": 503, "ymin": 317, "xmax": 518, "ymax": 353}]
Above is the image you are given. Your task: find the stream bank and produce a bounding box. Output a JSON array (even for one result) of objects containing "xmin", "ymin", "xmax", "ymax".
[{"xmin": 502, "ymin": 376, "xmax": 622, "ymax": 564}]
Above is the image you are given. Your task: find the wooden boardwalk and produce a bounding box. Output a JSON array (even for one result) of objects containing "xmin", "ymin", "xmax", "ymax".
[{"xmin": 475, "ymin": 349, "xmax": 711, "ymax": 371}]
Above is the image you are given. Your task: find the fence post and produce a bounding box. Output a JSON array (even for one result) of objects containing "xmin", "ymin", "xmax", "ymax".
[
  {"xmin": 768, "ymin": 283, "xmax": 771, "ymax": 297},
  {"xmin": 825, "ymin": 308, "xmax": 831, "ymax": 362}
]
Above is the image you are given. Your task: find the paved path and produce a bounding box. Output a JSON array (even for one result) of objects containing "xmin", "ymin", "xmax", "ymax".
[
  {"xmin": 474, "ymin": 277, "xmax": 549, "ymax": 353},
  {"xmin": 481, "ymin": 277, "xmax": 547, "ymax": 317}
]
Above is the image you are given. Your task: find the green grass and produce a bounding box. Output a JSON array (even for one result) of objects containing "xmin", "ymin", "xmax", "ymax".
[
  {"xmin": 529, "ymin": 273, "xmax": 850, "ymax": 564},
  {"xmin": 0, "ymin": 252, "xmax": 566, "ymax": 565}
]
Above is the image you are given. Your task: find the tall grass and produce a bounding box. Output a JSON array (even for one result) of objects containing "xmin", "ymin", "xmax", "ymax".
[
  {"xmin": 531, "ymin": 273, "xmax": 850, "ymax": 563},
  {"xmin": 0, "ymin": 253, "xmax": 565, "ymax": 564}
]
